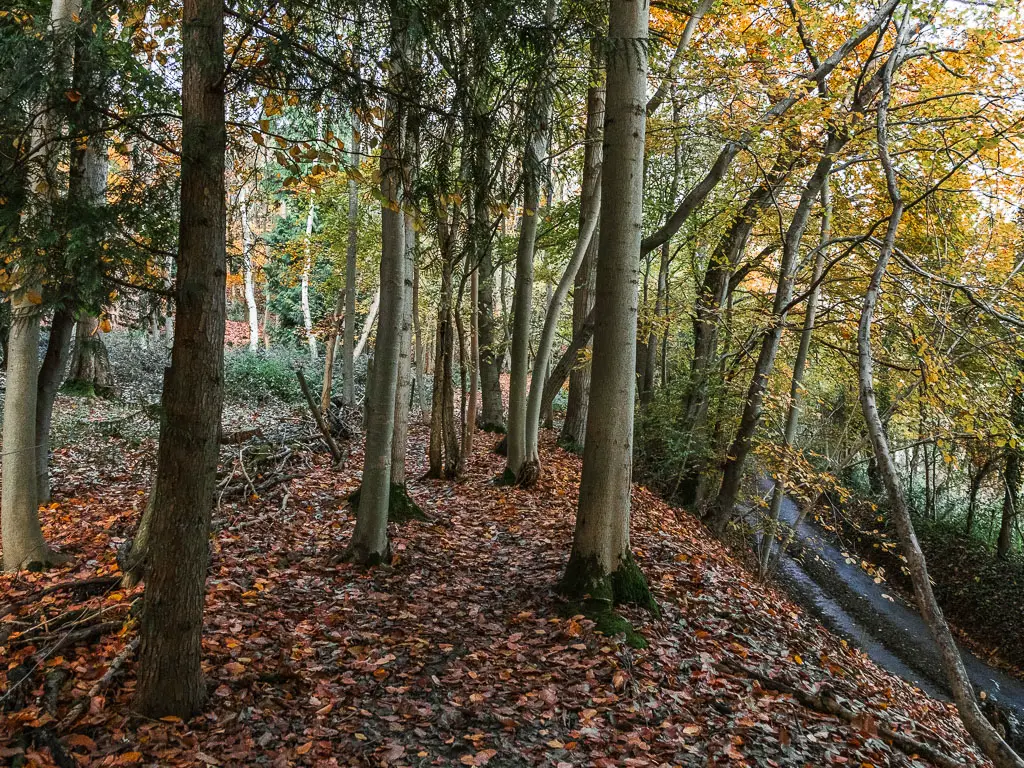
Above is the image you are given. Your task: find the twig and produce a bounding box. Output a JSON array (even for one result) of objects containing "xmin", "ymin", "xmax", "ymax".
[
  {"xmin": 0, "ymin": 576, "xmax": 120, "ymax": 620},
  {"xmin": 58, "ymin": 637, "xmax": 140, "ymax": 731}
]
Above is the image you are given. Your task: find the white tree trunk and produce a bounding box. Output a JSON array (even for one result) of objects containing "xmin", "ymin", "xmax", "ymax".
[
  {"xmin": 391, "ymin": 212, "xmax": 415, "ymax": 487},
  {"xmin": 560, "ymin": 0, "xmax": 651, "ymax": 603},
  {"xmin": 240, "ymin": 186, "xmax": 259, "ymax": 351},
  {"xmin": 343, "ymin": 115, "xmax": 360, "ymax": 404},
  {"xmin": 302, "ymin": 197, "xmax": 317, "ymax": 361},
  {"xmin": 354, "ymin": 287, "xmax": 380, "ymax": 361}
]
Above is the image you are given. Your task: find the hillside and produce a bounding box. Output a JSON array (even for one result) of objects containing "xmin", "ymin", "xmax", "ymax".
[{"xmin": 0, "ymin": 409, "xmax": 989, "ymax": 767}]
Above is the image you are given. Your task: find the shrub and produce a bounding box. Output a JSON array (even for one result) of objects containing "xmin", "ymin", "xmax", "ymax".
[{"xmin": 224, "ymin": 347, "xmax": 318, "ymax": 404}]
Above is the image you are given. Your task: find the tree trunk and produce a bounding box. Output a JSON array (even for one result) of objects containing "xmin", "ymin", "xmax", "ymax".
[
  {"xmin": 301, "ymin": 198, "xmax": 317, "ymax": 361},
  {"xmin": 66, "ymin": 315, "xmax": 114, "ymax": 396},
  {"xmin": 343, "ymin": 115, "xmax": 360, "ymax": 405},
  {"xmin": 759, "ymin": 181, "xmax": 831, "ymax": 573},
  {"xmin": 461, "ymin": 266, "xmax": 480, "ymax": 464},
  {"xmin": 544, "ymin": 307, "xmax": 596, "ymax": 434},
  {"xmin": 1, "ymin": 0, "xmax": 80, "ymax": 572},
  {"xmin": 391, "ymin": 213, "xmax": 415, "ymax": 488},
  {"xmin": 858, "ymin": 36, "xmax": 1024, "ymax": 767},
  {"xmin": 998, "ymin": 379, "xmax": 1023, "ymax": 558},
  {"xmin": 320, "ymin": 291, "xmax": 343, "ymax": 414},
  {"xmin": 240, "ymin": 186, "xmax": 260, "ymax": 351},
  {"xmin": 412, "ymin": 260, "xmax": 427, "ymax": 418},
  {"xmin": 966, "ymin": 455, "xmax": 995, "ymax": 536},
  {"xmin": 35, "ymin": 310, "xmax": 75, "ymax": 504},
  {"xmin": 427, "ymin": 256, "xmax": 459, "ymax": 479},
  {"xmin": 712, "ymin": 131, "xmax": 844, "ymax": 533},
  {"xmin": 353, "ymin": 287, "xmax": 380, "ymax": 361},
  {"xmin": 559, "ymin": 0, "xmax": 654, "ymax": 614},
  {"xmin": 523, "ymin": 169, "xmax": 601, "ymax": 477},
  {"xmin": 505, "ymin": 0, "xmax": 556, "ymax": 481},
  {"xmin": 346, "ymin": 13, "xmax": 408, "ymax": 564},
  {"xmin": 134, "ymin": 0, "xmax": 227, "ymax": 719}
]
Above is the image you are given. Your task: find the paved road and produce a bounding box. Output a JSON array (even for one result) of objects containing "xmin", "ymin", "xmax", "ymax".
[{"xmin": 759, "ymin": 477, "xmax": 1024, "ymax": 724}]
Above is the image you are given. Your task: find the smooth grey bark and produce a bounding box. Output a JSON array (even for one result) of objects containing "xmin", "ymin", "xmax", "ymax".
[
  {"xmin": 711, "ymin": 130, "xmax": 845, "ymax": 532},
  {"xmin": 343, "ymin": 116, "xmax": 360, "ymax": 405},
  {"xmin": 644, "ymin": 0, "xmax": 712, "ymax": 116},
  {"xmin": 544, "ymin": 306, "xmax": 596, "ymax": 431},
  {"xmin": 506, "ymin": 0, "xmax": 557, "ymax": 481},
  {"xmin": 391, "ymin": 213, "xmax": 415, "ymax": 487},
  {"xmin": 412, "ymin": 260, "xmax": 427, "ymax": 417},
  {"xmin": 561, "ymin": 42, "xmax": 604, "ymax": 451},
  {"xmin": 858, "ymin": 26, "xmax": 1023, "ymax": 766},
  {"xmin": 301, "ymin": 198, "xmax": 317, "ymax": 361},
  {"xmin": 66, "ymin": 315, "xmax": 114, "ymax": 395},
  {"xmin": 560, "ymin": 0, "xmax": 651, "ymax": 599},
  {"xmin": 240, "ymin": 185, "xmax": 259, "ymax": 351},
  {"xmin": 346, "ymin": 8, "xmax": 408, "ymax": 564},
  {"xmin": 35, "ymin": 310, "xmax": 75, "ymax": 504},
  {"xmin": 524, "ymin": 172, "xmax": 601, "ymax": 472},
  {"xmin": 2, "ymin": 0, "xmax": 80, "ymax": 572},
  {"xmin": 353, "ymin": 287, "xmax": 380, "ymax": 361},
  {"xmin": 759, "ymin": 181, "xmax": 832, "ymax": 573}
]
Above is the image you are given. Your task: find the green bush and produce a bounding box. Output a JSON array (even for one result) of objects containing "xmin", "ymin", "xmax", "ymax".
[{"xmin": 224, "ymin": 347, "xmax": 318, "ymax": 404}]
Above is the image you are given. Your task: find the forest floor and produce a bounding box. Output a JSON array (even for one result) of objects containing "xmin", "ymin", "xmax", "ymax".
[{"xmin": 0, "ymin": 397, "xmax": 997, "ymax": 768}]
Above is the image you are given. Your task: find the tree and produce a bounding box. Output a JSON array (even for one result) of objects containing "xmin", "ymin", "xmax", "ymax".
[
  {"xmin": 559, "ymin": 0, "xmax": 656, "ymax": 626},
  {"xmin": 134, "ymin": 0, "xmax": 227, "ymax": 718}
]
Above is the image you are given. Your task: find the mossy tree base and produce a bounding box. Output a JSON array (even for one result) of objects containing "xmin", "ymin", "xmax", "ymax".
[
  {"xmin": 62, "ymin": 379, "xmax": 115, "ymax": 398},
  {"xmin": 479, "ymin": 421, "xmax": 507, "ymax": 435},
  {"xmin": 336, "ymin": 541, "xmax": 393, "ymax": 568},
  {"xmin": 346, "ymin": 483, "xmax": 429, "ymax": 524},
  {"xmin": 557, "ymin": 435, "xmax": 584, "ymax": 456},
  {"xmin": 17, "ymin": 549, "xmax": 73, "ymax": 573},
  {"xmin": 557, "ymin": 551, "xmax": 659, "ymax": 649}
]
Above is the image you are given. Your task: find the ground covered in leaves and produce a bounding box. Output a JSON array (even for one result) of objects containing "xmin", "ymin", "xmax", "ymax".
[{"xmin": 1, "ymin": 400, "xmax": 995, "ymax": 767}]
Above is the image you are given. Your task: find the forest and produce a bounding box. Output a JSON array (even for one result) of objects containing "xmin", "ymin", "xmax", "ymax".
[{"xmin": 2, "ymin": 0, "xmax": 1024, "ymax": 765}]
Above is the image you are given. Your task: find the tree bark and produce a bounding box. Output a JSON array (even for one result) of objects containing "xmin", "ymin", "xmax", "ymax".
[
  {"xmin": 998, "ymin": 376, "xmax": 1023, "ymax": 559},
  {"xmin": 35, "ymin": 310, "xmax": 75, "ymax": 504},
  {"xmin": 346, "ymin": 7, "xmax": 408, "ymax": 564},
  {"xmin": 134, "ymin": 0, "xmax": 227, "ymax": 719},
  {"xmin": 343, "ymin": 115, "xmax": 360, "ymax": 405},
  {"xmin": 711, "ymin": 131, "xmax": 845, "ymax": 532},
  {"xmin": 301, "ymin": 198, "xmax": 317, "ymax": 361},
  {"xmin": 66, "ymin": 315, "xmax": 114, "ymax": 396},
  {"xmin": 240, "ymin": 185, "xmax": 260, "ymax": 351},
  {"xmin": 353, "ymin": 287, "xmax": 380, "ymax": 361},
  {"xmin": 505, "ymin": 0, "xmax": 556, "ymax": 481},
  {"xmin": 391, "ymin": 213, "xmax": 415, "ymax": 488},
  {"xmin": 858, "ymin": 29, "xmax": 1024, "ymax": 767},
  {"xmin": 559, "ymin": 0, "xmax": 654, "ymax": 611},
  {"xmin": 1, "ymin": 0, "xmax": 80, "ymax": 572}
]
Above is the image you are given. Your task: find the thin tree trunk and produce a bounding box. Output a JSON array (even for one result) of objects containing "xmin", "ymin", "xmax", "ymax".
[
  {"xmin": 343, "ymin": 115, "xmax": 360, "ymax": 405},
  {"xmin": 412, "ymin": 260, "xmax": 427, "ymax": 418},
  {"xmin": 301, "ymin": 198, "xmax": 317, "ymax": 361},
  {"xmin": 505, "ymin": 0, "xmax": 556, "ymax": 481},
  {"xmin": 240, "ymin": 186, "xmax": 260, "ymax": 351},
  {"xmin": 858, "ymin": 29, "xmax": 1023, "ymax": 767},
  {"xmin": 134, "ymin": 0, "xmax": 227, "ymax": 718},
  {"xmin": 711, "ymin": 131, "xmax": 845, "ymax": 533},
  {"xmin": 966, "ymin": 455, "xmax": 995, "ymax": 536},
  {"xmin": 523, "ymin": 171, "xmax": 601, "ymax": 477},
  {"xmin": 353, "ymin": 288, "xmax": 380, "ymax": 361},
  {"xmin": 544, "ymin": 307, "xmax": 596, "ymax": 432},
  {"xmin": 35, "ymin": 310, "xmax": 75, "ymax": 504},
  {"xmin": 391, "ymin": 213, "xmax": 415, "ymax": 488},
  {"xmin": 998, "ymin": 382, "xmax": 1023, "ymax": 558},
  {"xmin": 461, "ymin": 267, "xmax": 480, "ymax": 463},
  {"xmin": 559, "ymin": 0, "xmax": 654, "ymax": 612},
  {"xmin": 320, "ymin": 291, "xmax": 343, "ymax": 413},
  {"xmin": 346, "ymin": 10, "xmax": 408, "ymax": 564},
  {"xmin": 759, "ymin": 181, "xmax": 831, "ymax": 573}
]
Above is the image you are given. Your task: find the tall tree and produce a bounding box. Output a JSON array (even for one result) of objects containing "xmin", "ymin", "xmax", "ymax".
[
  {"xmin": 134, "ymin": 0, "xmax": 227, "ymax": 717},
  {"xmin": 559, "ymin": 0, "xmax": 655, "ymax": 619}
]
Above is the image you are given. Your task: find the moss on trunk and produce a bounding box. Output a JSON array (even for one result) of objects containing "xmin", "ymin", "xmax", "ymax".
[{"xmin": 346, "ymin": 483, "xmax": 428, "ymax": 524}]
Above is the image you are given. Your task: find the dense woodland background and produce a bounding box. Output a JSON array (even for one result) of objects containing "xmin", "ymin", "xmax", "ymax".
[{"xmin": 2, "ymin": 0, "xmax": 1024, "ymax": 765}]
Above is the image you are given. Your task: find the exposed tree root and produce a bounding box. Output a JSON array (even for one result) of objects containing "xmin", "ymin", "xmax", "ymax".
[
  {"xmin": 0, "ymin": 576, "xmax": 119, "ymax": 620},
  {"xmin": 346, "ymin": 484, "xmax": 429, "ymax": 524},
  {"xmin": 59, "ymin": 637, "xmax": 140, "ymax": 731}
]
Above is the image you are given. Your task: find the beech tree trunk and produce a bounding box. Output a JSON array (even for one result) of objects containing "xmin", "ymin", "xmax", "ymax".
[
  {"xmin": 353, "ymin": 288, "xmax": 380, "ymax": 361},
  {"xmin": 343, "ymin": 116, "xmax": 360, "ymax": 405},
  {"xmin": 858, "ymin": 33, "xmax": 1024, "ymax": 767},
  {"xmin": 135, "ymin": 0, "xmax": 227, "ymax": 718},
  {"xmin": 1, "ymin": 0, "xmax": 80, "ymax": 572},
  {"xmin": 391, "ymin": 214, "xmax": 415, "ymax": 488},
  {"xmin": 998, "ymin": 377, "xmax": 1023, "ymax": 559},
  {"xmin": 301, "ymin": 198, "xmax": 317, "ymax": 361},
  {"xmin": 66, "ymin": 315, "xmax": 114, "ymax": 396},
  {"xmin": 505, "ymin": 1, "xmax": 556, "ymax": 481},
  {"xmin": 560, "ymin": 0, "xmax": 654, "ymax": 608},
  {"xmin": 759, "ymin": 181, "xmax": 831, "ymax": 572},
  {"xmin": 412, "ymin": 261, "xmax": 427, "ymax": 418},
  {"xmin": 35, "ymin": 310, "xmax": 75, "ymax": 504},
  {"xmin": 712, "ymin": 131, "xmax": 845, "ymax": 532},
  {"xmin": 346, "ymin": 8, "xmax": 408, "ymax": 564},
  {"xmin": 240, "ymin": 185, "xmax": 260, "ymax": 351}
]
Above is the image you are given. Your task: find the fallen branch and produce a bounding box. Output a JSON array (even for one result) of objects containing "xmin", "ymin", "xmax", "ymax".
[
  {"xmin": 59, "ymin": 637, "xmax": 140, "ymax": 731},
  {"xmin": 294, "ymin": 367, "xmax": 345, "ymax": 464},
  {"xmin": 720, "ymin": 660, "xmax": 965, "ymax": 768},
  {"xmin": 0, "ymin": 576, "xmax": 120, "ymax": 620}
]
